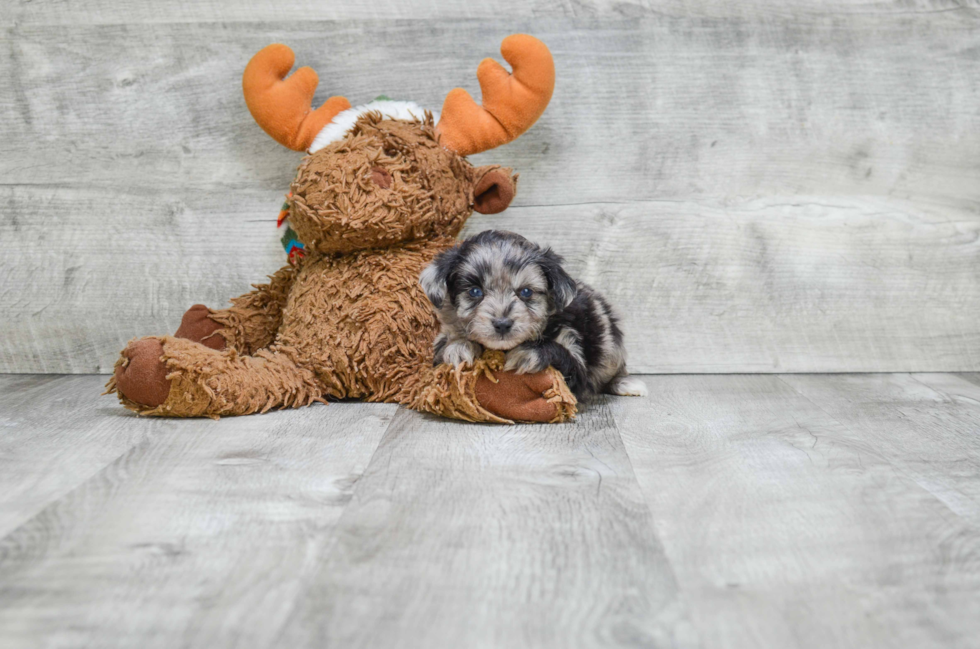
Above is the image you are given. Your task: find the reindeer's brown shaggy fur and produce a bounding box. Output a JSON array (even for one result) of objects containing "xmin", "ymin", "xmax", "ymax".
[{"xmin": 107, "ymin": 114, "xmax": 576, "ymax": 423}]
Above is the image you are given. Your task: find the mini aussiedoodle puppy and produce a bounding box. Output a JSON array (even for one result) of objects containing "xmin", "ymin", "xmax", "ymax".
[{"xmin": 419, "ymin": 230, "xmax": 647, "ymax": 402}]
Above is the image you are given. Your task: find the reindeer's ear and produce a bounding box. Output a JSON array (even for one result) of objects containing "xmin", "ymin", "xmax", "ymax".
[
  {"xmin": 473, "ymin": 166, "xmax": 518, "ymax": 214},
  {"xmin": 537, "ymin": 248, "xmax": 577, "ymax": 310},
  {"xmin": 419, "ymin": 246, "xmax": 463, "ymax": 309}
]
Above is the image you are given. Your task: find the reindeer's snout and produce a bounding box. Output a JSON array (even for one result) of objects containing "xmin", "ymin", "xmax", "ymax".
[{"xmin": 370, "ymin": 166, "xmax": 392, "ymax": 189}]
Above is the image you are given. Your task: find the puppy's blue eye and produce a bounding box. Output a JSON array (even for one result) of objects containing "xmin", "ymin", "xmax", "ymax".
[
  {"xmin": 468, "ymin": 287, "xmax": 484, "ymax": 299},
  {"xmin": 519, "ymin": 287, "xmax": 533, "ymax": 299}
]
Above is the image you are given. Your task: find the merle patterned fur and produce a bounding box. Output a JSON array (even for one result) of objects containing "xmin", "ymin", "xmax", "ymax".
[{"xmin": 420, "ymin": 230, "xmax": 645, "ymax": 402}]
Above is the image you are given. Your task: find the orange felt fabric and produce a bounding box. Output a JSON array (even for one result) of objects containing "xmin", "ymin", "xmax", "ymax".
[
  {"xmin": 242, "ymin": 44, "xmax": 351, "ymax": 151},
  {"xmin": 437, "ymin": 34, "xmax": 555, "ymax": 156}
]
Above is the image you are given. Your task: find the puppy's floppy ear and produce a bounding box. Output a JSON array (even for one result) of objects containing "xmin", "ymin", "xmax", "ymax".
[
  {"xmin": 472, "ymin": 166, "xmax": 518, "ymax": 215},
  {"xmin": 419, "ymin": 246, "xmax": 463, "ymax": 309},
  {"xmin": 537, "ymin": 248, "xmax": 577, "ymax": 310}
]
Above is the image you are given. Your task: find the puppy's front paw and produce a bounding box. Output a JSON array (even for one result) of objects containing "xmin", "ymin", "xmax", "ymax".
[
  {"xmin": 504, "ymin": 346, "xmax": 548, "ymax": 374},
  {"xmin": 442, "ymin": 339, "xmax": 482, "ymax": 368}
]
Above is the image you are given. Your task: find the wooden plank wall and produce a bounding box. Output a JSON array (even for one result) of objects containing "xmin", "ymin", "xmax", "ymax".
[{"xmin": 2, "ymin": 1, "xmax": 979, "ymax": 373}]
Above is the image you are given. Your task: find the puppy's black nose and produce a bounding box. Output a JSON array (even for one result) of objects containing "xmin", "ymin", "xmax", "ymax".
[{"xmin": 492, "ymin": 318, "xmax": 514, "ymax": 335}]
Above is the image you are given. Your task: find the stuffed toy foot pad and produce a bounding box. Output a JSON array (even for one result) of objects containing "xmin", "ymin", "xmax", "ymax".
[
  {"xmin": 174, "ymin": 304, "xmax": 226, "ymax": 350},
  {"xmin": 111, "ymin": 337, "xmax": 171, "ymax": 408},
  {"xmin": 474, "ymin": 369, "xmax": 569, "ymax": 423},
  {"xmin": 109, "ymin": 304, "xmax": 228, "ymax": 410},
  {"xmin": 472, "ymin": 351, "xmax": 577, "ymax": 423}
]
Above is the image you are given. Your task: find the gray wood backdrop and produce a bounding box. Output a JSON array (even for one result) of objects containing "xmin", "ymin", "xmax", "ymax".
[{"xmin": 2, "ymin": 0, "xmax": 979, "ymax": 374}]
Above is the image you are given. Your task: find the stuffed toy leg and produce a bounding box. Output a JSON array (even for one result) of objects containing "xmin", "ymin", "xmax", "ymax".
[{"xmin": 109, "ymin": 281, "xmax": 576, "ymax": 423}]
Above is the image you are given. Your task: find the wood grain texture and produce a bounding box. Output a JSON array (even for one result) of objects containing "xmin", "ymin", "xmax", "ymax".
[
  {"xmin": 1, "ymin": 186, "xmax": 284, "ymax": 373},
  {"xmin": 485, "ymin": 198, "xmax": 980, "ymax": 373},
  {"xmin": 5, "ymin": 18, "xmax": 979, "ymax": 201},
  {"xmin": 0, "ymin": 374, "xmax": 146, "ymax": 537},
  {"xmin": 4, "ymin": 188, "xmax": 977, "ymax": 373},
  {"xmin": 614, "ymin": 374, "xmax": 980, "ymax": 649},
  {"xmin": 277, "ymin": 405, "xmax": 699, "ymax": 649},
  {"xmin": 3, "ymin": 0, "xmax": 977, "ymax": 25},
  {"xmin": 0, "ymin": 399, "xmax": 396, "ymax": 648},
  {"xmin": 3, "ymin": 12, "xmax": 980, "ymax": 373},
  {"xmin": 782, "ymin": 372, "xmax": 980, "ymax": 526},
  {"xmin": 959, "ymin": 372, "xmax": 980, "ymax": 387},
  {"xmin": 2, "ymin": 373, "xmax": 980, "ymax": 646}
]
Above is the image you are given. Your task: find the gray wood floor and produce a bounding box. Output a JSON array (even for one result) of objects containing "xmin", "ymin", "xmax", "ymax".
[{"xmin": 1, "ymin": 373, "xmax": 978, "ymax": 648}]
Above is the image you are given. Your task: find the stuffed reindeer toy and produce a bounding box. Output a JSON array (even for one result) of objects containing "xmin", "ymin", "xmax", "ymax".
[{"xmin": 107, "ymin": 34, "xmax": 577, "ymax": 423}]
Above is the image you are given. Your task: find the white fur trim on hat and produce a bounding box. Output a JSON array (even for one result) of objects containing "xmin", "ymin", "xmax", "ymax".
[{"xmin": 308, "ymin": 99, "xmax": 438, "ymax": 153}]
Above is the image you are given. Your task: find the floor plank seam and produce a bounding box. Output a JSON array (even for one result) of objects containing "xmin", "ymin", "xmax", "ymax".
[
  {"xmin": 775, "ymin": 373, "xmax": 979, "ymax": 525},
  {"xmin": 264, "ymin": 404, "xmax": 401, "ymax": 649},
  {"xmin": 0, "ymin": 429, "xmax": 151, "ymax": 544},
  {"xmin": 0, "ymin": 434, "xmax": 153, "ymax": 579},
  {"xmin": 603, "ymin": 393, "xmax": 708, "ymax": 648},
  {"xmin": 908, "ymin": 372, "xmax": 980, "ymax": 402}
]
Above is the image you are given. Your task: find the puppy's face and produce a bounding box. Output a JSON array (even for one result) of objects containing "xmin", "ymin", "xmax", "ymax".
[{"xmin": 421, "ymin": 231, "xmax": 576, "ymax": 350}]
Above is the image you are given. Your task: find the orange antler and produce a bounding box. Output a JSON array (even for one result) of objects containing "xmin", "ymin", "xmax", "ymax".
[
  {"xmin": 437, "ymin": 34, "xmax": 555, "ymax": 156},
  {"xmin": 242, "ymin": 44, "xmax": 351, "ymax": 151}
]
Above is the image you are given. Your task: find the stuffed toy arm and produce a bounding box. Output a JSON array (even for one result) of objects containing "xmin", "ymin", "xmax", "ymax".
[
  {"xmin": 177, "ymin": 264, "xmax": 298, "ymax": 355},
  {"xmin": 410, "ymin": 350, "xmax": 577, "ymax": 424}
]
